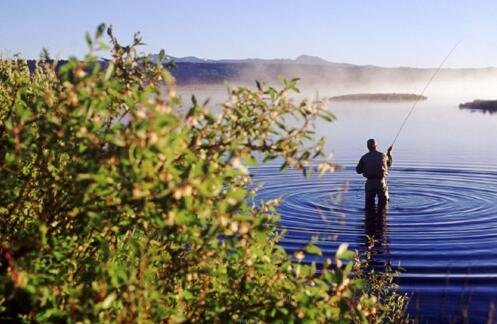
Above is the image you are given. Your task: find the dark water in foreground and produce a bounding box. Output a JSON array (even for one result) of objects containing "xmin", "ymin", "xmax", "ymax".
[{"xmin": 250, "ymin": 100, "xmax": 497, "ymax": 322}]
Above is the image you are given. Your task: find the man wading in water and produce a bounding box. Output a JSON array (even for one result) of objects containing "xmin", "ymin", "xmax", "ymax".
[{"xmin": 356, "ymin": 139, "xmax": 393, "ymax": 210}]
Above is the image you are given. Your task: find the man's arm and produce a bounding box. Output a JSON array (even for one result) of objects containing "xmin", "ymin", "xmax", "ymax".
[
  {"xmin": 386, "ymin": 146, "xmax": 393, "ymax": 167},
  {"xmin": 356, "ymin": 157, "xmax": 364, "ymax": 174}
]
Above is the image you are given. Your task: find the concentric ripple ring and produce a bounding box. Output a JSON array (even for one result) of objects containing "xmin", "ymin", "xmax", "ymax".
[{"xmin": 252, "ymin": 164, "xmax": 497, "ymax": 320}]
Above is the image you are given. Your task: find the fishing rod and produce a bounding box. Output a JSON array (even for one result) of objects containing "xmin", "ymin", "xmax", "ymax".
[{"xmin": 391, "ymin": 39, "xmax": 463, "ymax": 146}]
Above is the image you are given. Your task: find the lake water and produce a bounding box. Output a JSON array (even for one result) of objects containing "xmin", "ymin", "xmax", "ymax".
[
  {"xmin": 181, "ymin": 87, "xmax": 497, "ymax": 322},
  {"xmin": 251, "ymin": 98, "xmax": 497, "ymax": 322}
]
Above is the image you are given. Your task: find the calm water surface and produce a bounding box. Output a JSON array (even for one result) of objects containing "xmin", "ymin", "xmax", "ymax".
[{"xmin": 251, "ymin": 99, "xmax": 497, "ymax": 322}]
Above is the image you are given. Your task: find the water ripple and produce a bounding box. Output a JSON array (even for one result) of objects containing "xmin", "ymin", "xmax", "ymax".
[{"xmin": 252, "ymin": 164, "xmax": 497, "ymax": 321}]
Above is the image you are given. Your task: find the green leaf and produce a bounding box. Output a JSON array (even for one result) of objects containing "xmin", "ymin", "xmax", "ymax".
[
  {"xmin": 95, "ymin": 23, "xmax": 106, "ymax": 39},
  {"xmin": 304, "ymin": 244, "xmax": 322, "ymax": 256},
  {"xmin": 104, "ymin": 62, "xmax": 115, "ymax": 81},
  {"xmin": 279, "ymin": 161, "xmax": 289, "ymax": 172},
  {"xmin": 102, "ymin": 293, "xmax": 116, "ymax": 309},
  {"xmin": 336, "ymin": 243, "xmax": 355, "ymax": 260},
  {"xmin": 335, "ymin": 243, "xmax": 349, "ymax": 259},
  {"xmin": 159, "ymin": 49, "xmax": 166, "ymax": 62},
  {"xmin": 85, "ymin": 32, "xmax": 92, "ymax": 47},
  {"xmin": 343, "ymin": 261, "xmax": 353, "ymax": 276}
]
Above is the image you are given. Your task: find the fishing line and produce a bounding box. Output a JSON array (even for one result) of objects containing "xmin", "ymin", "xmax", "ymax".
[{"xmin": 391, "ymin": 39, "xmax": 463, "ymax": 146}]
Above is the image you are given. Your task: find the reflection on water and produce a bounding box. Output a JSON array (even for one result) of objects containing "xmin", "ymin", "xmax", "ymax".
[
  {"xmin": 459, "ymin": 106, "xmax": 497, "ymax": 115},
  {"xmin": 364, "ymin": 207, "xmax": 390, "ymax": 268}
]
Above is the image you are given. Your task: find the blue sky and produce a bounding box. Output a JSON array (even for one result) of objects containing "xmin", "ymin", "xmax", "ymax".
[{"xmin": 2, "ymin": 0, "xmax": 497, "ymax": 67}]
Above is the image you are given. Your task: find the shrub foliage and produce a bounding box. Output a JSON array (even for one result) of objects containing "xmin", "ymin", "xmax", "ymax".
[{"xmin": 0, "ymin": 25, "xmax": 407, "ymax": 322}]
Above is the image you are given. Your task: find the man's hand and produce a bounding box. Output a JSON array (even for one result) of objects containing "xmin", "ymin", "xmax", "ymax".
[{"xmin": 387, "ymin": 145, "xmax": 393, "ymax": 154}]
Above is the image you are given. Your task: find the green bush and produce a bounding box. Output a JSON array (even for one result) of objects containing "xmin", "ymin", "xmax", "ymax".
[{"xmin": 0, "ymin": 25, "xmax": 408, "ymax": 323}]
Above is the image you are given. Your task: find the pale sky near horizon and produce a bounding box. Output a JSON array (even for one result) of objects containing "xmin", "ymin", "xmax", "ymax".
[{"xmin": 2, "ymin": 0, "xmax": 497, "ymax": 68}]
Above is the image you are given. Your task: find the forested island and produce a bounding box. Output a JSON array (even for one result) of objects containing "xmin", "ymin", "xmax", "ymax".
[
  {"xmin": 329, "ymin": 93, "xmax": 427, "ymax": 102},
  {"xmin": 459, "ymin": 99, "xmax": 497, "ymax": 113}
]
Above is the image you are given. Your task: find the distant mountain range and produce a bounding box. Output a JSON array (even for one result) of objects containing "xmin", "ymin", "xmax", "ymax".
[
  {"xmin": 150, "ymin": 54, "xmax": 497, "ymax": 91},
  {"xmin": 152, "ymin": 54, "xmax": 356, "ymax": 68},
  {"xmin": 24, "ymin": 54, "xmax": 497, "ymax": 95}
]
